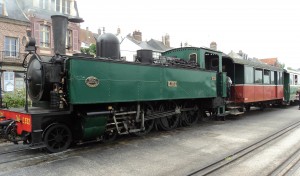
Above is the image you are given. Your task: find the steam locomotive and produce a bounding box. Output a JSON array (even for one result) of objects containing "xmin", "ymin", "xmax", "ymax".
[{"xmin": 0, "ymin": 15, "xmax": 299, "ymax": 153}]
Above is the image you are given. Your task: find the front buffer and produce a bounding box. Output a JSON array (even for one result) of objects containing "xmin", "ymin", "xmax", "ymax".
[{"xmin": 0, "ymin": 108, "xmax": 108, "ymax": 153}]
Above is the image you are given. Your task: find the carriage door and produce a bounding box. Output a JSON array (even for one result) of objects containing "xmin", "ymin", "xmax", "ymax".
[
  {"xmin": 283, "ymin": 71, "xmax": 290, "ymax": 102},
  {"xmin": 272, "ymin": 71, "xmax": 277, "ymax": 98}
]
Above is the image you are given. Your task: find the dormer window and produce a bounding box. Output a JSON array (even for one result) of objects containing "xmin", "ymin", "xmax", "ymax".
[
  {"xmin": 0, "ymin": 0, "xmax": 8, "ymax": 16},
  {"xmin": 39, "ymin": 0, "xmax": 49, "ymax": 9}
]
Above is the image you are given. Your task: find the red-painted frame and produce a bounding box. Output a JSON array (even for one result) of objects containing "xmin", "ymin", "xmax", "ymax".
[
  {"xmin": 0, "ymin": 110, "xmax": 32, "ymax": 134},
  {"xmin": 230, "ymin": 84, "xmax": 283, "ymax": 103}
]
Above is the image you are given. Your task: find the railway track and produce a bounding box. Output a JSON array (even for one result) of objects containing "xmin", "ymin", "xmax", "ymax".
[
  {"xmin": 269, "ymin": 147, "xmax": 300, "ymax": 175},
  {"xmin": 0, "ymin": 145, "xmax": 75, "ymax": 173},
  {"xmin": 187, "ymin": 120, "xmax": 300, "ymax": 176}
]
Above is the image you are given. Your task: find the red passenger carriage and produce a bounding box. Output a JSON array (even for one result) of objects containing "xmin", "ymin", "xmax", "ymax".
[{"xmin": 222, "ymin": 55, "xmax": 284, "ymax": 113}]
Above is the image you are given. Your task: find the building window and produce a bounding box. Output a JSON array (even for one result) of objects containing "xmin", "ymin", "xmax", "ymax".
[
  {"xmin": 66, "ymin": 29, "xmax": 72, "ymax": 49},
  {"xmin": 67, "ymin": 0, "xmax": 70, "ymax": 14},
  {"xmin": 62, "ymin": 0, "xmax": 65, "ymax": 13},
  {"xmin": 40, "ymin": 25, "xmax": 50, "ymax": 48},
  {"xmin": 39, "ymin": 0, "xmax": 49, "ymax": 9},
  {"xmin": 51, "ymin": 0, "xmax": 55, "ymax": 11},
  {"xmin": 3, "ymin": 72, "xmax": 14, "ymax": 92},
  {"xmin": 4, "ymin": 37, "xmax": 18, "ymax": 57},
  {"xmin": 56, "ymin": 0, "xmax": 60, "ymax": 12},
  {"xmin": 15, "ymin": 73, "xmax": 25, "ymax": 90},
  {"xmin": 0, "ymin": 0, "xmax": 3, "ymax": 14}
]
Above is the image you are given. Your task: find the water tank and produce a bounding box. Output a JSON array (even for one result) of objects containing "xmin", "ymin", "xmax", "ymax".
[
  {"xmin": 96, "ymin": 33, "xmax": 120, "ymax": 59},
  {"xmin": 136, "ymin": 49, "xmax": 153, "ymax": 64}
]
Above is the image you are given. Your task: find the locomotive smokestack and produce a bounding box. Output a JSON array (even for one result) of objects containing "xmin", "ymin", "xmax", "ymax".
[{"xmin": 51, "ymin": 15, "xmax": 68, "ymax": 55}]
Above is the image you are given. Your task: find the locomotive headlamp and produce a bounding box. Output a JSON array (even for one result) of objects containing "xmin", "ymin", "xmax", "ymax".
[{"xmin": 22, "ymin": 36, "xmax": 36, "ymax": 52}]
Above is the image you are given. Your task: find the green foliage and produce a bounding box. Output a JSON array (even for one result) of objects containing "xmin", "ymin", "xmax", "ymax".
[
  {"xmin": 89, "ymin": 44, "xmax": 96, "ymax": 55},
  {"xmin": 80, "ymin": 47, "xmax": 90, "ymax": 55},
  {"xmin": 2, "ymin": 89, "xmax": 30, "ymax": 108},
  {"xmin": 80, "ymin": 44, "xmax": 96, "ymax": 56}
]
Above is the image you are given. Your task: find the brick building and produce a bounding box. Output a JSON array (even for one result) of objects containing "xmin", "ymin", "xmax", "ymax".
[
  {"xmin": 0, "ymin": 0, "xmax": 81, "ymax": 93},
  {"xmin": 17, "ymin": 0, "xmax": 81, "ymax": 56},
  {"xmin": 0, "ymin": 0, "xmax": 30, "ymax": 92}
]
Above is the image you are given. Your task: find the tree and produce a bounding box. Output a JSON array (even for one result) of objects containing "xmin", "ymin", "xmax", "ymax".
[
  {"xmin": 2, "ymin": 89, "xmax": 31, "ymax": 108},
  {"xmin": 89, "ymin": 44, "xmax": 96, "ymax": 55},
  {"xmin": 80, "ymin": 44, "xmax": 96, "ymax": 56}
]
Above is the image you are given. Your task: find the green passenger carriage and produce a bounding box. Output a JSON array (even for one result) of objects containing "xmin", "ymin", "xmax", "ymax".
[{"xmin": 284, "ymin": 69, "xmax": 300, "ymax": 104}]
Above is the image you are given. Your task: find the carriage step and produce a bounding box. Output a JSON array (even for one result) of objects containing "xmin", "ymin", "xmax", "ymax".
[
  {"xmin": 229, "ymin": 109, "xmax": 244, "ymax": 115},
  {"xmin": 227, "ymin": 106, "xmax": 243, "ymax": 109}
]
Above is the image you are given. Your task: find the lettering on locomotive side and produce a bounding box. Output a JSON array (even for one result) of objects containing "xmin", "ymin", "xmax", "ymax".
[
  {"xmin": 23, "ymin": 117, "xmax": 31, "ymax": 125},
  {"xmin": 168, "ymin": 81, "xmax": 177, "ymax": 87},
  {"xmin": 15, "ymin": 115, "xmax": 31, "ymax": 125},
  {"xmin": 211, "ymin": 76, "xmax": 216, "ymax": 80},
  {"xmin": 0, "ymin": 112, "xmax": 3, "ymax": 122}
]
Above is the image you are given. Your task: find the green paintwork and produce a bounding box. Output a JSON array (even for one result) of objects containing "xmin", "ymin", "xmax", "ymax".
[
  {"xmin": 67, "ymin": 58, "xmax": 217, "ymax": 104},
  {"xmin": 284, "ymin": 70, "xmax": 300, "ymax": 103},
  {"xmin": 219, "ymin": 72, "xmax": 227, "ymax": 97},
  {"xmin": 284, "ymin": 71, "xmax": 290, "ymax": 102},
  {"xmin": 162, "ymin": 47, "xmax": 223, "ymax": 72},
  {"xmin": 81, "ymin": 115, "xmax": 107, "ymax": 139},
  {"xmin": 290, "ymin": 85, "xmax": 300, "ymax": 101}
]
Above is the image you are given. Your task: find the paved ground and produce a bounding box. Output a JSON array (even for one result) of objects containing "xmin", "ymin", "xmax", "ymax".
[{"xmin": 0, "ymin": 106, "xmax": 299, "ymax": 176}]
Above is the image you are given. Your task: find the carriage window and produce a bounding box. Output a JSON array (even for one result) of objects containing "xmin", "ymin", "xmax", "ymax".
[
  {"xmin": 254, "ymin": 69, "xmax": 263, "ymax": 84},
  {"xmin": 189, "ymin": 53, "xmax": 197, "ymax": 63},
  {"xmin": 290, "ymin": 74, "xmax": 294, "ymax": 85},
  {"xmin": 294, "ymin": 75, "xmax": 298, "ymax": 85},
  {"xmin": 263, "ymin": 70, "xmax": 270, "ymax": 84},
  {"xmin": 278, "ymin": 72, "xmax": 283, "ymax": 85},
  {"xmin": 245, "ymin": 66, "xmax": 254, "ymax": 84},
  {"xmin": 271, "ymin": 71, "xmax": 275, "ymax": 84}
]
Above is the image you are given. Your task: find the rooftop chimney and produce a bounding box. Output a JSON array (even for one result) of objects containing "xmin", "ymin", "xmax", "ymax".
[
  {"xmin": 210, "ymin": 41, "xmax": 217, "ymax": 50},
  {"xmin": 117, "ymin": 27, "xmax": 121, "ymax": 35},
  {"xmin": 163, "ymin": 34, "xmax": 170, "ymax": 47},
  {"xmin": 132, "ymin": 30, "xmax": 142, "ymax": 42}
]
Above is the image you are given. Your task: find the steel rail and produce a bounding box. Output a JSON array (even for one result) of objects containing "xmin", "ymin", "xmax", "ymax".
[
  {"xmin": 268, "ymin": 148, "xmax": 300, "ymax": 175},
  {"xmin": 187, "ymin": 120, "xmax": 300, "ymax": 176}
]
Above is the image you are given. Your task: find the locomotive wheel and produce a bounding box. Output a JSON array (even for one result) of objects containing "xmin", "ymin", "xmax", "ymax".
[
  {"xmin": 157, "ymin": 103, "xmax": 180, "ymax": 131},
  {"xmin": 44, "ymin": 124, "xmax": 72, "ymax": 153},
  {"xmin": 5, "ymin": 122, "xmax": 19, "ymax": 144},
  {"xmin": 182, "ymin": 103, "xmax": 198, "ymax": 126},
  {"xmin": 133, "ymin": 104, "xmax": 155, "ymax": 137}
]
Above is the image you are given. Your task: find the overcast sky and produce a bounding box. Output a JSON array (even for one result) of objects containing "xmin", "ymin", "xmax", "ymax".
[{"xmin": 77, "ymin": 0, "xmax": 300, "ymax": 69}]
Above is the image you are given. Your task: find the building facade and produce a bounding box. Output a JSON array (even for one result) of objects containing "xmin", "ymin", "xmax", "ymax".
[
  {"xmin": 0, "ymin": 0, "xmax": 30, "ymax": 92},
  {"xmin": 0, "ymin": 0, "xmax": 80, "ymax": 93},
  {"xmin": 17, "ymin": 0, "xmax": 81, "ymax": 56}
]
